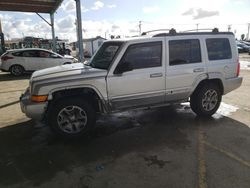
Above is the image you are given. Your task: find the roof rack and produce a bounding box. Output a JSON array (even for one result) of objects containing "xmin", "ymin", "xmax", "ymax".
[
  {"xmin": 142, "ymin": 27, "xmax": 232, "ymax": 38},
  {"xmin": 181, "ymin": 28, "xmax": 219, "ymax": 33},
  {"xmin": 141, "ymin": 28, "xmax": 177, "ymax": 36}
]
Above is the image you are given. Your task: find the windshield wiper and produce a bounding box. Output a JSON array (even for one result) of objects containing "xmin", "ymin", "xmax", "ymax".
[{"xmin": 84, "ymin": 60, "xmax": 94, "ymax": 68}]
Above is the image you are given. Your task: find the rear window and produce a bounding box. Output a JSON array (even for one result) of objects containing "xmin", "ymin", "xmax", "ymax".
[
  {"xmin": 22, "ymin": 50, "xmax": 39, "ymax": 57},
  {"xmin": 12, "ymin": 52, "xmax": 23, "ymax": 56},
  {"xmin": 206, "ymin": 38, "xmax": 232, "ymax": 60}
]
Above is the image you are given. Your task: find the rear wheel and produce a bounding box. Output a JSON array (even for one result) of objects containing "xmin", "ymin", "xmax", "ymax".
[
  {"xmin": 190, "ymin": 83, "xmax": 222, "ymax": 117},
  {"xmin": 10, "ymin": 65, "xmax": 24, "ymax": 76},
  {"xmin": 47, "ymin": 97, "xmax": 96, "ymax": 139}
]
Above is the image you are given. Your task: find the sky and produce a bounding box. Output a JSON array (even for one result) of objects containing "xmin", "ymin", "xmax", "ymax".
[{"xmin": 0, "ymin": 0, "xmax": 250, "ymax": 42}]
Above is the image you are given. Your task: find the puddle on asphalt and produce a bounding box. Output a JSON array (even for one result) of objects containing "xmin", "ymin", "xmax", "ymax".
[
  {"xmin": 29, "ymin": 101, "xmax": 240, "ymax": 141},
  {"xmin": 213, "ymin": 102, "xmax": 239, "ymax": 119},
  {"xmin": 177, "ymin": 102, "xmax": 239, "ymax": 119}
]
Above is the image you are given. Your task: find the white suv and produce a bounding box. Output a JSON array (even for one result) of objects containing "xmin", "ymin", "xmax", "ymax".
[{"xmin": 20, "ymin": 29, "xmax": 242, "ymax": 138}]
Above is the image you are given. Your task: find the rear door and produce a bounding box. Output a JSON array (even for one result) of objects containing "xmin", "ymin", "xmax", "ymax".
[
  {"xmin": 22, "ymin": 50, "xmax": 41, "ymax": 71},
  {"xmin": 166, "ymin": 37, "xmax": 205, "ymax": 101},
  {"xmin": 205, "ymin": 36, "xmax": 237, "ymax": 79}
]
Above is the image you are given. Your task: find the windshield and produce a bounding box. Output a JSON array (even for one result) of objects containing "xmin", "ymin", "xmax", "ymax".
[{"xmin": 88, "ymin": 42, "xmax": 123, "ymax": 70}]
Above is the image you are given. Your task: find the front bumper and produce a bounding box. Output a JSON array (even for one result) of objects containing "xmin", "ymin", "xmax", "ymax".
[
  {"xmin": 20, "ymin": 88, "xmax": 47, "ymax": 120},
  {"xmin": 224, "ymin": 77, "xmax": 243, "ymax": 94}
]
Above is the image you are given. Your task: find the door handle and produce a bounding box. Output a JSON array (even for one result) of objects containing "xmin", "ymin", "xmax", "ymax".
[
  {"xmin": 150, "ymin": 73, "xmax": 163, "ymax": 78},
  {"xmin": 193, "ymin": 68, "xmax": 204, "ymax": 73}
]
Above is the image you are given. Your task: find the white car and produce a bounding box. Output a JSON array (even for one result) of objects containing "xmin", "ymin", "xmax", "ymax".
[{"xmin": 0, "ymin": 48, "xmax": 77, "ymax": 76}]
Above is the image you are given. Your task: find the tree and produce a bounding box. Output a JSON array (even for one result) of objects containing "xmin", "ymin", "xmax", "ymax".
[{"xmin": 241, "ymin": 34, "xmax": 245, "ymax": 41}]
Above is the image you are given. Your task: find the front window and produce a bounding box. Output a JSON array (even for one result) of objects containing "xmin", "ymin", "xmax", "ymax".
[
  {"xmin": 119, "ymin": 41, "xmax": 162, "ymax": 69},
  {"xmin": 39, "ymin": 51, "xmax": 51, "ymax": 58},
  {"xmin": 89, "ymin": 42, "xmax": 123, "ymax": 70}
]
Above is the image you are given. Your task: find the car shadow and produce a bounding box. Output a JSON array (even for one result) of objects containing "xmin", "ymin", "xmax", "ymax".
[
  {"xmin": 0, "ymin": 72, "xmax": 30, "ymax": 81},
  {"xmin": 0, "ymin": 100, "xmax": 20, "ymax": 109},
  {"xmin": 0, "ymin": 105, "xmax": 249, "ymax": 187}
]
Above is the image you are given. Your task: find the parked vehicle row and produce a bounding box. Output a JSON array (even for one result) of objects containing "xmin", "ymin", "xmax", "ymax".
[
  {"xmin": 236, "ymin": 40, "xmax": 250, "ymax": 53},
  {"xmin": 0, "ymin": 48, "xmax": 77, "ymax": 76}
]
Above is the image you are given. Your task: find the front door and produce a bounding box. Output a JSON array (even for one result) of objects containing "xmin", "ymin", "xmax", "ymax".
[
  {"xmin": 107, "ymin": 40, "xmax": 166, "ymax": 110},
  {"xmin": 37, "ymin": 50, "xmax": 61, "ymax": 69}
]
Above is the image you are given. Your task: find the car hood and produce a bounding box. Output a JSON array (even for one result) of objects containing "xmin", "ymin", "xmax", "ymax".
[
  {"xmin": 63, "ymin": 55, "xmax": 74, "ymax": 59},
  {"xmin": 31, "ymin": 63, "xmax": 107, "ymax": 82}
]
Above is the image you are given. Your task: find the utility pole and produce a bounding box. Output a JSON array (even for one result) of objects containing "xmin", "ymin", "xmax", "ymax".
[
  {"xmin": 0, "ymin": 19, "xmax": 2, "ymax": 33},
  {"xmin": 0, "ymin": 19, "xmax": 6, "ymax": 54},
  {"xmin": 247, "ymin": 23, "xmax": 250, "ymax": 41},
  {"xmin": 228, "ymin": 24, "xmax": 231, "ymax": 32},
  {"xmin": 139, "ymin": 21, "xmax": 142, "ymax": 35},
  {"xmin": 196, "ymin": 23, "xmax": 199, "ymax": 32},
  {"xmin": 75, "ymin": 0, "xmax": 84, "ymax": 62}
]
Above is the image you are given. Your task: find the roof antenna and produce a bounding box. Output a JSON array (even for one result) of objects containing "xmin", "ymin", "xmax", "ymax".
[
  {"xmin": 212, "ymin": 28, "xmax": 219, "ymax": 33},
  {"xmin": 169, "ymin": 28, "xmax": 176, "ymax": 35}
]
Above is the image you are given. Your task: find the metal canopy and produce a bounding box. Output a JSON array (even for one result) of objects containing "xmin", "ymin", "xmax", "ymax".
[
  {"xmin": 0, "ymin": 0, "xmax": 63, "ymax": 14},
  {"xmin": 0, "ymin": 0, "xmax": 84, "ymax": 62}
]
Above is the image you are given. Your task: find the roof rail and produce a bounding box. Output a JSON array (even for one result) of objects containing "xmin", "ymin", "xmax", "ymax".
[
  {"xmin": 181, "ymin": 28, "xmax": 219, "ymax": 33},
  {"xmin": 141, "ymin": 28, "xmax": 177, "ymax": 36}
]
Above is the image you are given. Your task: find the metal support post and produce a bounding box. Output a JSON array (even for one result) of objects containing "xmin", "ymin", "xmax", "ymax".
[
  {"xmin": 50, "ymin": 13, "xmax": 56, "ymax": 52},
  {"xmin": 75, "ymin": 0, "xmax": 84, "ymax": 62}
]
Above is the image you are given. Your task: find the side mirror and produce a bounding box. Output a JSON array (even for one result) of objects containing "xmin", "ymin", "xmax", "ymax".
[
  {"xmin": 114, "ymin": 61, "xmax": 133, "ymax": 74},
  {"xmin": 51, "ymin": 54, "xmax": 59, "ymax": 58}
]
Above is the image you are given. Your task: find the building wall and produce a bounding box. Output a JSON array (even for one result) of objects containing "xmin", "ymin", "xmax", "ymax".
[{"xmin": 83, "ymin": 38, "xmax": 105, "ymax": 57}]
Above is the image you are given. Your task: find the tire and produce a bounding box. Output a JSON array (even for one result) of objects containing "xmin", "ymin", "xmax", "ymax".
[
  {"xmin": 190, "ymin": 83, "xmax": 222, "ymax": 117},
  {"xmin": 10, "ymin": 65, "xmax": 24, "ymax": 76},
  {"xmin": 47, "ymin": 97, "xmax": 96, "ymax": 139}
]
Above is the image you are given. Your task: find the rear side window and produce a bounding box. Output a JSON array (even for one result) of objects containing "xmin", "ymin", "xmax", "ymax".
[
  {"xmin": 206, "ymin": 38, "xmax": 232, "ymax": 60},
  {"xmin": 169, "ymin": 39, "xmax": 201, "ymax": 66},
  {"xmin": 22, "ymin": 51, "xmax": 39, "ymax": 57},
  {"xmin": 12, "ymin": 52, "xmax": 23, "ymax": 56},
  {"xmin": 120, "ymin": 41, "xmax": 162, "ymax": 69}
]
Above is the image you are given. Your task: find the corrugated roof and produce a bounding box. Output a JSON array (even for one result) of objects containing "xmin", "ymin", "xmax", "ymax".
[{"xmin": 0, "ymin": 0, "xmax": 63, "ymax": 14}]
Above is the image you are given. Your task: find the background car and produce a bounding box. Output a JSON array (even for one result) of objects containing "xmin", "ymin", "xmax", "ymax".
[
  {"xmin": 241, "ymin": 41, "xmax": 250, "ymax": 47},
  {"xmin": 242, "ymin": 41, "xmax": 250, "ymax": 55},
  {"xmin": 0, "ymin": 48, "xmax": 77, "ymax": 76},
  {"xmin": 236, "ymin": 41, "xmax": 250, "ymax": 53},
  {"xmin": 237, "ymin": 46, "xmax": 244, "ymax": 53}
]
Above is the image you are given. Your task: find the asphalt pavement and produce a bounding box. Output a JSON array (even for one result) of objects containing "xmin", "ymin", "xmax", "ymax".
[{"xmin": 0, "ymin": 54, "xmax": 250, "ymax": 188}]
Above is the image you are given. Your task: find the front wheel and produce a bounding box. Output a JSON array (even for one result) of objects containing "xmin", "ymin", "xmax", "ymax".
[
  {"xmin": 190, "ymin": 84, "xmax": 222, "ymax": 117},
  {"xmin": 47, "ymin": 97, "xmax": 96, "ymax": 139}
]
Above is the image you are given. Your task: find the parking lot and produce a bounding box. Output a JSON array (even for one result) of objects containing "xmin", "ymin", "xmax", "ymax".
[{"xmin": 0, "ymin": 55, "xmax": 250, "ymax": 188}]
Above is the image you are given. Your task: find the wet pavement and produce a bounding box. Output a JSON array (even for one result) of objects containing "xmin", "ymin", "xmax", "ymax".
[{"xmin": 0, "ymin": 54, "xmax": 250, "ymax": 188}]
